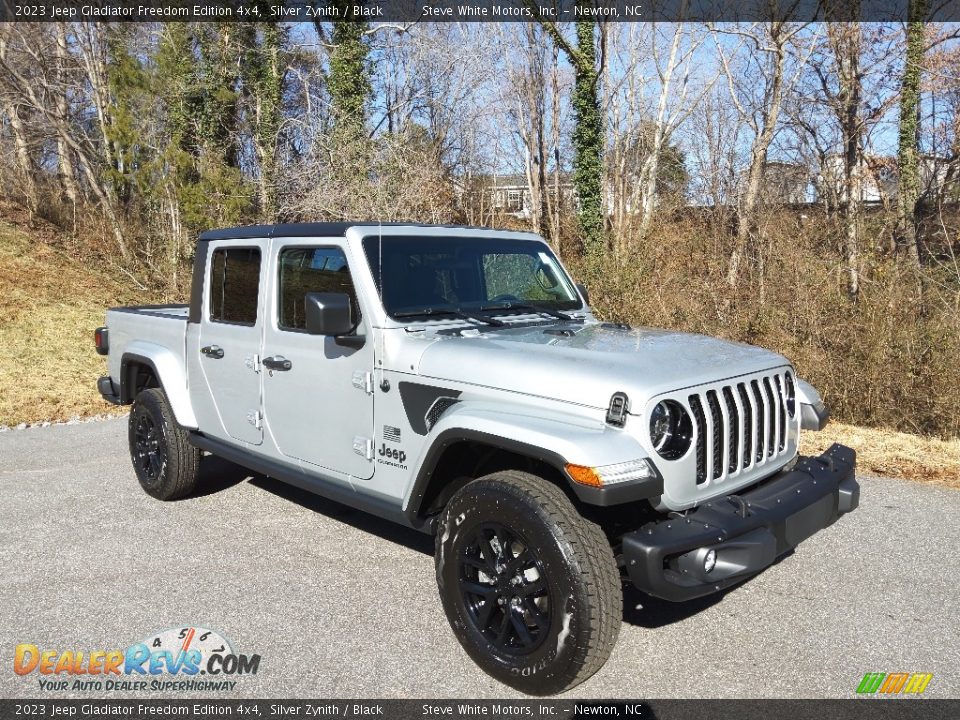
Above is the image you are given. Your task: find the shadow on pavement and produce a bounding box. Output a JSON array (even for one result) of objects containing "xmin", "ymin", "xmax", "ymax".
[
  {"xmin": 622, "ymin": 585, "xmax": 727, "ymax": 628},
  {"xmin": 190, "ymin": 454, "xmax": 251, "ymax": 497},
  {"xmin": 249, "ymin": 474, "xmax": 436, "ymax": 555},
  {"xmin": 193, "ymin": 454, "xmax": 435, "ymax": 555}
]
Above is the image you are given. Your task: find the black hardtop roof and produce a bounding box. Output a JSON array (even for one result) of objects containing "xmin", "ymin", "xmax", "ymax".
[{"xmin": 197, "ymin": 222, "xmax": 508, "ymax": 242}]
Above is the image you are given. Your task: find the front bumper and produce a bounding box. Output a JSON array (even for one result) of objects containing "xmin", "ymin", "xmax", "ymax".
[{"xmin": 622, "ymin": 443, "xmax": 858, "ymax": 602}]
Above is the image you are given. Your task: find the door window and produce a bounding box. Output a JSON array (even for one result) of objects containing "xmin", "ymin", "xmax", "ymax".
[
  {"xmin": 278, "ymin": 247, "xmax": 360, "ymax": 331},
  {"xmin": 209, "ymin": 248, "xmax": 262, "ymax": 326}
]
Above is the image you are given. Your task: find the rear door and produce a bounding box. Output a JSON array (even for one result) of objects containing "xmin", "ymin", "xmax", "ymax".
[
  {"xmin": 196, "ymin": 241, "xmax": 266, "ymax": 446},
  {"xmin": 260, "ymin": 240, "xmax": 375, "ymax": 480}
]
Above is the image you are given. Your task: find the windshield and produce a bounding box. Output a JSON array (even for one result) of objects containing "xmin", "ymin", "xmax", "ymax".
[{"xmin": 362, "ymin": 236, "xmax": 583, "ymax": 319}]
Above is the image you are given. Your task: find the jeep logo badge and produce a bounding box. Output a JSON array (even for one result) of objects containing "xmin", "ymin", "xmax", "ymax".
[{"xmin": 378, "ymin": 443, "xmax": 406, "ymax": 465}]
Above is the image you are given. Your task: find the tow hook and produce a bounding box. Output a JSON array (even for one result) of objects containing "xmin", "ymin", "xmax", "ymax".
[{"xmin": 726, "ymin": 495, "xmax": 749, "ymax": 518}]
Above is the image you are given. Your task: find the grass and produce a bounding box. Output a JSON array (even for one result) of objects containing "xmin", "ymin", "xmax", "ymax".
[
  {"xmin": 0, "ymin": 218, "xmax": 147, "ymax": 426},
  {"xmin": 0, "ymin": 211, "xmax": 957, "ymax": 489},
  {"xmin": 803, "ymin": 421, "xmax": 960, "ymax": 489}
]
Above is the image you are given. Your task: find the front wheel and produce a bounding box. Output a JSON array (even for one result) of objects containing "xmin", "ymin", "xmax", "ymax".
[
  {"xmin": 128, "ymin": 388, "xmax": 200, "ymax": 501},
  {"xmin": 435, "ymin": 470, "xmax": 622, "ymax": 695}
]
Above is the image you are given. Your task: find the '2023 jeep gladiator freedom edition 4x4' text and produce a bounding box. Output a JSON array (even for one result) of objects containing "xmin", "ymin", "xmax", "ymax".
[{"xmin": 96, "ymin": 222, "xmax": 859, "ymax": 695}]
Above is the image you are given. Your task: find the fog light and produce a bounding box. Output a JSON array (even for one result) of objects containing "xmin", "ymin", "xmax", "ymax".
[{"xmin": 703, "ymin": 549, "xmax": 717, "ymax": 574}]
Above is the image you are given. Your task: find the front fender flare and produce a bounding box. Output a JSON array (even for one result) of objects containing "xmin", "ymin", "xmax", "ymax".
[
  {"xmin": 403, "ymin": 404, "xmax": 663, "ymax": 522},
  {"xmin": 120, "ymin": 341, "xmax": 197, "ymax": 429}
]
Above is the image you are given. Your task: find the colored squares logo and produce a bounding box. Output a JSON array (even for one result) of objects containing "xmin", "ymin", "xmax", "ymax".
[{"xmin": 857, "ymin": 672, "xmax": 933, "ymax": 695}]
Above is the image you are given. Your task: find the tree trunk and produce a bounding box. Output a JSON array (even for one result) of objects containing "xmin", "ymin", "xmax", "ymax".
[
  {"xmin": 727, "ymin": 24, "xmax": 787, "ymax": 287},
  {"xmin": 0, "ymin": 35, "xmax": 38, "ymax": 214},
  {"xmin": 895, "ymin": 0, "xmax": 927, "ymax": 269},
  {"xmin": 548, "ymin": 44, "xmax": 562, "ymax": 248},
  {"xmin": 247, "ymin": 23, "xmax": 284, "ymax": 222},
  {"xmin": 571, "ymin": 19, "xmax": 604, "ymax": 256},
  {"xmin": 326, "ymin": 10, "xmax": 371, "ymax": 142},
  {"xmin": 638, "ymin": 23, "xmax": 683, "ymax": 238},
  {"xmin": 835, "ymin": 20, "xmax": 863, "ymax": 300},
  {"xmin": 2, "ymin": 100, "xmax": 38, "ymax": 214},
  {"xmin": 54, "ymin": 23, "xmax": 79, "ymax": 207},
  {"xmin": 537, "ymin": 17, "xmax": 605, "ymax": 257}
]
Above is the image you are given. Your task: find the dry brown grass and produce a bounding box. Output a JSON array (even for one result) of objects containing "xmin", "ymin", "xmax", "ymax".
[
  {"xmin": 0, "ymin": 219, "xmax": 150, "ymax": 426},
  {"xmin": 803, "ymin": 421, "xmax": 960, "ymax": 488}
]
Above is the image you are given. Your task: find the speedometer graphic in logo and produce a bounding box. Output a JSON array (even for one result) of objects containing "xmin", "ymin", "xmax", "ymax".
[{"xmin": 141, "ymin": 626, "xmax": 233, "ymax": 667}]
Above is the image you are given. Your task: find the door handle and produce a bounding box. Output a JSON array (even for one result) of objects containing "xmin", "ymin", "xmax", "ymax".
[
  {"xmin": 201, "ymin": 345, "xmax": 224, "ymax": 359},
  {"xmin": 263, "ymin": 355, "xmax": 292, "ymax": 371}
]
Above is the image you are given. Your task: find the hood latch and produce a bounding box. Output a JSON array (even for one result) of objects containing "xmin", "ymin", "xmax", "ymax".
[{"xmin": 606, "ymin": 391, "xmax": 630, "ymax": 427}]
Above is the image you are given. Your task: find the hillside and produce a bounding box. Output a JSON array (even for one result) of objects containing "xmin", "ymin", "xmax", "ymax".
[
  {"xmin": 0, "ymin": 210, "xmax": 149, "ymax": 427},
  {"xmin": 0, "ymin": 208, "xmax": 956, "ymax": 487}
]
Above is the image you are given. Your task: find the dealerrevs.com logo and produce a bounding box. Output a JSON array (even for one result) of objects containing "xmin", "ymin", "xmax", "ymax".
[{"xmin": 14, "ymin": 626, "xmax": 260, "ymax": 692}]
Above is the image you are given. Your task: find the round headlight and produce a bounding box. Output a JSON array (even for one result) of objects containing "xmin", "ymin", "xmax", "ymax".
[
  {"xmin": 784, "ymin": 372, "xmax": 796, "ymax": 417},
  {"xmin": 649, "ymin": 400, "xmax": 693, "ymax": 460}
]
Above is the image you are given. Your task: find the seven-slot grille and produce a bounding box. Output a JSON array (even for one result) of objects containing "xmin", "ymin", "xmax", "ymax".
[{"xmin": 688, "ymin": 372, "xmax": 793, "ymax": 485}]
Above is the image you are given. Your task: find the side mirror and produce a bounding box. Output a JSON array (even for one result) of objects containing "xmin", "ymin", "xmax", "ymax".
[
  {"xmin": 304, "ymin": 293, "xmax": 363, "ymax": 348},
  {"xmin": 576, "ymin": 282, "xmax": 590, "ymax": 305}
]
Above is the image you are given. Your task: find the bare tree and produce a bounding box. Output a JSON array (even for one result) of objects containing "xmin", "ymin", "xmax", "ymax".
[
  {"xmin": 607, "ymin": 20, "xmax": 716, "ymax": 242},
  {"xmin": 0, "ymin": 29, "xmax": 39, "ymax": 215},
  {"xmin": 801, "ymin": 16, "xmax": 866, "ymax": 300},
  {"xmin": 0, "ymin": 23, "xmax": 130, "ymax": 257},
  {"xmin": 713, "ymin": 20, "xmax": 818, "ymax": 285},
  {"xmin": 53, "ymin": 23, "xmax": 79, "ymax": 209}
]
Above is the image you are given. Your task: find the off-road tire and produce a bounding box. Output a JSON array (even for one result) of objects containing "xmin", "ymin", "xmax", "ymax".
[
  {"xmin": 435, "ymin": 470, "xmax": 621, "ymax": 695},
  {"xmin": 128, "ymin": 388, "xmax": 200, "ymax": 501}
]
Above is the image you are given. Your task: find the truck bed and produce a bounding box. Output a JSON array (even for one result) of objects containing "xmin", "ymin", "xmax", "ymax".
[
  {"xmin": 103, "ymin": 304, "xmax": 190, "ymax": 403},
  {"xmin": 109, "ymin": 304, "xmax": 190, "ymax": 320}
]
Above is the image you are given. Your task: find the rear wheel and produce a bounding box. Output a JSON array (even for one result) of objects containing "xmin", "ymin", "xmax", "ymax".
[
  {"xmin": 128, "ymin": 388, "xmax": 199, "ymax": 500},
  {"xmin": 435, "ymin": 470, "xmax": 621, "ymax": 695}
]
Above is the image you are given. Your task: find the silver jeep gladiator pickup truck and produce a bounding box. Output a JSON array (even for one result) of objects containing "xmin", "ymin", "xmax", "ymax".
[{"xmin": 96, "ymin": 222, "xmax": 859, "ymax": 695}]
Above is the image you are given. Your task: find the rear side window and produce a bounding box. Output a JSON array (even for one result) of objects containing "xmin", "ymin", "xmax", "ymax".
[
  {"xmin": 278, "ymin": 247, "xmax": 360, "ymax": 331},
  {"xmin": 209, "ymin": 248, "xmax": 262, "ymax": 325}
]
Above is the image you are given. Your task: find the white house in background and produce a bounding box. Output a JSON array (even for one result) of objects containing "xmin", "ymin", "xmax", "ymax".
[
  {"xmin": 817, "ymin": 155, "xmax": 892, "ymax": 204},
  {"xmin": 758, "ymin": 161, "xmax": 813, "ymax": 205},
  {"xmin": 817, "ymin": 153, "xmax": 954, "ymax": 205},
  {"xmin": 459, "ymin": 173, "xmax": 575, "ymax": 220}
]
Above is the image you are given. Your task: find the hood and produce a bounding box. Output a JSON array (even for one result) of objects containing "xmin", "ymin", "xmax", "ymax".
[{"xmin": 414, "ymin": 322, "xmax": 789, "ymax": 411}]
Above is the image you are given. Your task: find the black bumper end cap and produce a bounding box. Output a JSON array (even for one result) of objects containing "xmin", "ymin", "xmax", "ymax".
[
  {"xmin": 97, "ymin": 376, "xmax": 123, "ymax": 405},
  {"xmin": 838, "ymin": 475, "xmax": 859, "ymax": 514}
]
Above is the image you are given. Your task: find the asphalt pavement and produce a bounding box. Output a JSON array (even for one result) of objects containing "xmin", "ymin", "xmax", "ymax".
[{"xmin": 1, "ymin": 418, "xmax": 957, "ymax": 699}]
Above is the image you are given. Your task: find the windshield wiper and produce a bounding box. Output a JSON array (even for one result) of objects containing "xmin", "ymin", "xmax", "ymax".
[
  {"xmin": 480, "ymin": 302, "xmax": 577, "ymax": 322},
  {"xmin": 393, "ymin": 308, "xmax": 505, "ymax": 327}
]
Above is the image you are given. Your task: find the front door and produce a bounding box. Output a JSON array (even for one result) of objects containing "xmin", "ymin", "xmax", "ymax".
[
  {"xmin": 196, "ymin": 242, "xmax": 266, "ymax": 446},
  {"xmin": 261, "ymin": 241, "xmax": 375, "ymax": 480}
]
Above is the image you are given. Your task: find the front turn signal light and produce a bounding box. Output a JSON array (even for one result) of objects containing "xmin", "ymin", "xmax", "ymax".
[{"xmin": 565, "ymin": 459, "xmax": 656, "ymax": 487}]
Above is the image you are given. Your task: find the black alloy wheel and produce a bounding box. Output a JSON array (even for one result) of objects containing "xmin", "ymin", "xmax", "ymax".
[
  {"xmin": 128, "ymin": 388, "xmax": 200, "ymax": 501},
  {"xmin": 459, "ymin": 523, "xmax": 551, "ymax": 655},
  {"xmin": 133, "ymin": 411, "xmax": 167, "ymax": 486}
]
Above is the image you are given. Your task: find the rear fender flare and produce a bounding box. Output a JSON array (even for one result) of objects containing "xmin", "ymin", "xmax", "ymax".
[{"xmin": 120, "ymin": 341, "xmax": 197, "ymax": 429}]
